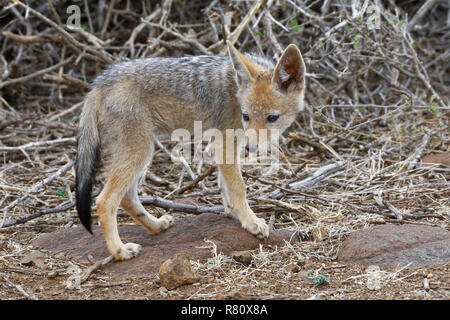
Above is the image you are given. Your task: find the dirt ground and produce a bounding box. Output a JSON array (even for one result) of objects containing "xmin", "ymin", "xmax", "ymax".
[{"xmin": 0, "ymin": 212, "xmax": 448, "ymax": 300}]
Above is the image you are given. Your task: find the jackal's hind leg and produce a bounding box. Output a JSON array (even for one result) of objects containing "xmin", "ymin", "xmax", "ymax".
[
  {"xmin": 96, "ymin": 172, "xmax": 143, "ymax": 261},
  {"xmin": 121, "ymin": 180, "xmax": 174, "ymax": 234}
]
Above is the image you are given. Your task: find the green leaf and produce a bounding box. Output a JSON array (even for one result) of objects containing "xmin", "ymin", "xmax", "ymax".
[
  {"xmin": 311, "ymin": 273, "xmax": 330, "ymax": 285},
  {"xmin": 253, "ymin": 30, "xmax": 266, "ymax": 38},
  {"xmin": 428, "ymin": 104, "xmax": 440, "ymax": 116},
  {"xmin": 56, "ymin": 189, "xmax": 68, "ymax": 198},
  {"xmin": 80, "ymin": 24, "xmax": 89, "ymax": 32}
]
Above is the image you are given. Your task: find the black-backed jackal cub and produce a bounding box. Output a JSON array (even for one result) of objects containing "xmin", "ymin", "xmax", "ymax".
[{"xmin": 75, "ymin": 41, "xmax": 306, "ymax": 260}]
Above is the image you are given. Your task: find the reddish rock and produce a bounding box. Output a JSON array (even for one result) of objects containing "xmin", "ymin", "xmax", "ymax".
[
  {"xmin": 338, "ymin": 224, "xmax": 450, "ymax": 269},
  {"xmin": 421, "ymin": 152, "xmax": 450, "ymax": 167},
  {"xmin": 158, "ymin": 253, "xmax": 199, "ymax": 290},
  {"xmin": 32, "ymin": 213, "xmax": 293, "ymax": 278},
  {"xmin": 230, "ymin": 250, "xmax": 253, "ymax": 266}
]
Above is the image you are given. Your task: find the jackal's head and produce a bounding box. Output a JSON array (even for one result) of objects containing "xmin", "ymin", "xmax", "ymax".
[{"xmin": 227, "ymin": 41, "xmax": 306, "ymax": 153}]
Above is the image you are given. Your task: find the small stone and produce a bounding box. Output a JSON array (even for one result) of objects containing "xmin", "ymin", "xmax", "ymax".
[
  {"xmin": 158, "ymin": 286, "xmax": 168, "ymax": 297},
  {"xmin": 286, "ymin": 263, "xmax": 299, "ymax": 273},
  {"xmin": 20, "ymin": 250, "xmax": 45, "ymax": 269},
  {"xmin": 298, "ymin": 270, "xmax": 309, "ymax": 279},
  {"xmin": 231, "ymin": 250, "xmax": 253, "ymax": 265},
  {"xmin": 429, "ymin": 282, "xmax": 439, "ymax": 290},
  {"xmin": 158, "ymin": 253, "xmax": 199, "ymax": 290},
  {"xmin": 366, "ymin": 265, "xmax": 383, "ymax": 290},
  {"xmin": 222, "ymin": 289, "xmax": 246, "ymax": 300},
  {"xmin": 423, "ymin": 278, "xmax": 430, "ymax": 291},
  {"xmin": 53, "ymin": 252, "xmax": 66, "ymax": 260}
]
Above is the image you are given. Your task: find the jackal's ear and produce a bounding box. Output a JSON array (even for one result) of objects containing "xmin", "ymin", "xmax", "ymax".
[
  {"xmin": 273, "ymin": 44, "xmax": 305, "ymax": 94},
  {"xmin": 227, "ymin": 41, "xmax": 257, "ymax": 87}
]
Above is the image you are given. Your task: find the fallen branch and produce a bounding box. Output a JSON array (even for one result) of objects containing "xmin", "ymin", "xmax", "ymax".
[
  {"xmin": 0, "ymin": 160, "xmax": 74, "ymax": 228},
  {"xmin": 407, "ymin": 133, "xmax": 430, "ymax": 170},
  {"xmin": 1, "ymin": 272, "xmax": 38, "ymax": 300},
  {"xmin": 176, "ymin": 166, "xmax": 215, "ymax": 195},
  {"xmin": 268, "ymin": 161, "xmax": 346, "ymax": 199},
  {"xmin": 373, "ymin": 193, "xmax": 403, "ymax": 220},
  {"xmin": 0, "ymin": 56, "xmax": 75, "ymax": 89},
  {"xmin": 0, "ymin": 137, "xmax": 76, "ymax": 153}
]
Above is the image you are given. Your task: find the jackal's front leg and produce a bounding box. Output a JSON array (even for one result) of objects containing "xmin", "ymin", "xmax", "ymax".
[{"xmin": 217, "ymin": 163, "xmax": 269, "ymax": 238}]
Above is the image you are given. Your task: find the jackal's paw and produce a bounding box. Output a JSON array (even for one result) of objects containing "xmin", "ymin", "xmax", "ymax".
[
  {"xmin": 242, "ymin": 217, "xmax": 269, "ymax": 239},
  {"xmin": 158, "ymin": 214, "xmax": 174, "ymax": 231},
  {"xmin": 113, "ymin": 243, "xmax": 142, "ymax": 261}
]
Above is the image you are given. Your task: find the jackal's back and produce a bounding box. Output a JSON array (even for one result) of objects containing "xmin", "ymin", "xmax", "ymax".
[{"xmin": 93, "ymin": 55, "xmax": 275, "ymax": 115}]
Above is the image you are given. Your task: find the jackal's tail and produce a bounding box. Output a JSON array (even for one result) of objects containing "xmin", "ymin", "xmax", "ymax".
[{"xmin": 75, "ymin": 91, "xmax": 101, "ymax": 234}]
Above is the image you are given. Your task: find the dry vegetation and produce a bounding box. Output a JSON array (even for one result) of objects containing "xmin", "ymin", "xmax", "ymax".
[{"xmin": 0, "ymin": 0, "xmax": 449, "ymax": 300}]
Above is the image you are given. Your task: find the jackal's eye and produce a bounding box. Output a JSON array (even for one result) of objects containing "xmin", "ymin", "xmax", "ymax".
[
  {"xmin": 242, "ymin": 113, "xmax": 250, "ymax": 122},
  {"xmin": 267, "ymin": 114, "xmax": 279, "ymax": 122}
]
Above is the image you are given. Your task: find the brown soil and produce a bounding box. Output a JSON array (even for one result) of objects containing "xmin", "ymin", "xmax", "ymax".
[{"xmin": 0, "ymin": 215, "xmax": 448, "ymax": 300}]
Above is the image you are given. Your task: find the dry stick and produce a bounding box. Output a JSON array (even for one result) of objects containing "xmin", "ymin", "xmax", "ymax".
[
  {"xmin": 0, "ymin": 160, "xmax": 74, "ymax": 228},
  {"xmin": 140, "ymin": 196, "xmax": 224, "ymax": 214},
  {"xmin": 3, "ymin": 31, "xmax": 45, "ymax": 44},
  {"xmin": 219, "ymin": 0, "xmax": 266, "ymax": 54},
  {"xmin": 140, "ymin": 196, "xmax": 258, "ymax": 214},
  {"xmin": 0, "ymin": 272, "xmax": 38, "ymax": 300},
  {"xmin": 70, "ymin": 26, "xmax": 106, "ymax": 48},
  {"xmin": 47, "ymin": 102, "xmax": 83, "ymax": 122},
  {"xmin": 263, "ymin": 10, "xmax": 283, "ymax": 58},
  {"xmin": 43, "ymin": 73, "xmax": 90, "ymax": 90},
  {"xmin": 176, "ymin": 166, "xmax": 215, "ymax": 195},
  {"xmin": 0, "ymin": 137, "xmax": 76, "ymax": 152},
  {"xmin": 125, "ymin": 8, "xmax": 162, "ymax": 57},
  {"xmin": 403, "ymin": 32, "xmax": 446, "ymax": 108},
  {"xmin": 268, "ymin": 161, "xmax": 347, "ymax": 199},
  {"xmin": 322, "ymin": 104, "xmax": 449, "ymax": 110},
  {"xmin": 407, "ymin": 0, "xmax": 439, "ymax": 32},
  {"xmin": 373, "ymin": 193, "xmax": 403, "ymax": 220},
  {"xmin": 1, "ymin": 189, "xmax": 102, "ymax": 228},
  {"xmin": 153, "ymin": 136, "xmax": 196, "ymax": 180},
  {"xmin": 46, "ymin": 0, "xmax": 63, "ymax": 26},
  {"xmin": 11, "ymin": 0, "xmax": 113, "ymax": 63},
  {"xmin": 100, "ymin": 0, "xmax": 117, "ymax": 39},
  {"xmin": 288, "ymin": 160, "xmax": 347, "ymax": 189},
  {"xmin": 254, "ymin": 197, "xmax": 318, "ymax": 220},
  {"xmin": 1, "ymin": 201, "xmax": 74, "ymax": 228},
  {"xmin": 143, "ymin": 21, "xmax": 211, "ymax": 55},
  {"xmin": 1, "ymin": 192, "xmax": 258, "ymax": 228},
  {"xmin": 0, "ymin": 56, "xmax": 75, "ymax": 89},
  {"xmin": 78, "ymin": 256, "xmax": 114, "ymax": 285},
  {"xmin": 407, "ymin": 133, "xmax": 430, "ymax": 170}
]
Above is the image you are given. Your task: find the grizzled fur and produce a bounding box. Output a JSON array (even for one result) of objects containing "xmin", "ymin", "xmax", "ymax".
[
  {"xmin": 92, "ymin": 54, "xmax": 275, "ymax": 127},
  {"xmin": 75, "ymin": 41, "xmax": 306, "ymax": 261}
]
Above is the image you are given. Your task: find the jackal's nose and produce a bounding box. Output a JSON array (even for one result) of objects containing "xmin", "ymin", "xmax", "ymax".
[{"xmin": 245, "ymin": 145, "xmax": 257, "ymax": 153}]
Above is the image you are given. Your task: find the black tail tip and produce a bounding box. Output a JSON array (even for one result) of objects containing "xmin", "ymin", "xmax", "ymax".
[
  {"xmin": 75, "ymin": 186, "xmax": 94, "ymax": 235},
  {"xmin": 82, "ymin": 219, "xmax": 93, "ymax": 234}
]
